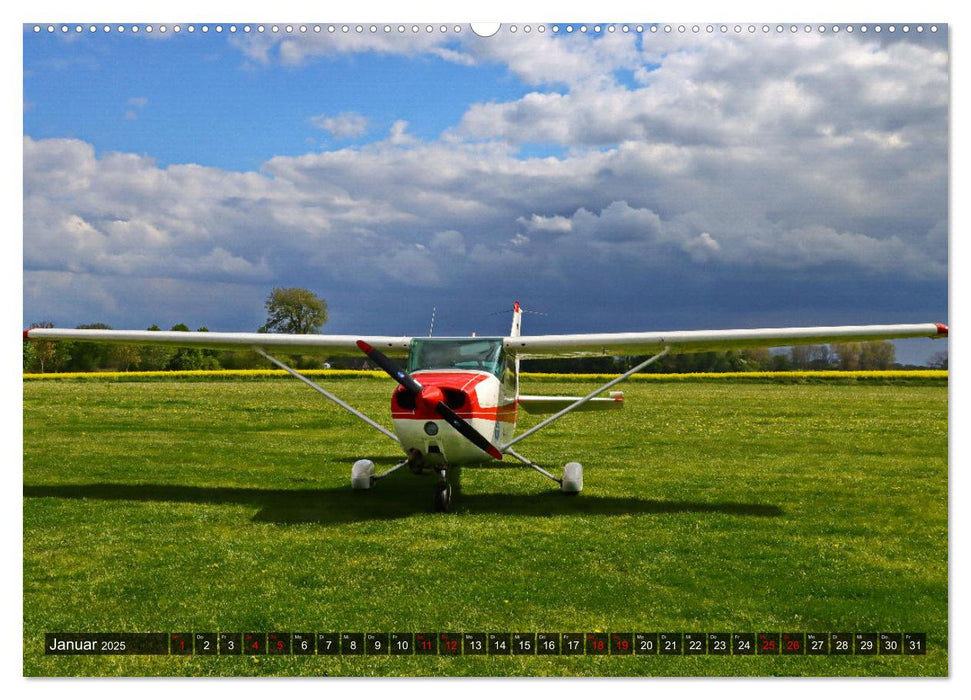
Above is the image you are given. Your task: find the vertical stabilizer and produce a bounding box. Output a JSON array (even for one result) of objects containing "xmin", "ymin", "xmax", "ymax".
[
  {"xmin": 510, "ymin": 301, "xmax": 522, "ymax": 338},
  {"xmin": 509, "ymin": 301, "xmax": 522, "ymax": 400}
]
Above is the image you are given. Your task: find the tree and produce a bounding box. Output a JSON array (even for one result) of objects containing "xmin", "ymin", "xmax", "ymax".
[
  {"xmin": 859, "ymin": 340, "xmax": 896, "ymax": 370},
  {"xmin": 23, "ymin": 336, "xmax": 37, "ymax": 371},
  {"xmin": 137, "ymin": 325, "xmax": 174, "ymax": 371},
  {"xmin": 770, "ymin": 352, "xmax": 792, "ymax": 372},
  {"xmin": 260, "ymin": 287, "xmax": 328, "ymax": 334},
  {"xmin": 790, "ymin": 345, "xmax": 812, "ymax": 370},
  {"xmin": 790, "ymin": 344, "xmax": 831, "ymax": 370},
  {"xmin": 108, "ymin": 343, "xmax": 141, "ymax": 372},
  {"xmin": 67, "ymin": 323, "xmax": 113, "ymax": 371},
  {"xmin": 832, "ymin": 342, "xmax": 863, "ymax": 371},
  {"xmin": 928, "ymin": 351, "xmax": 948, "ymax": 370},
  {"xmin": 740, "ymin": 348, "xmax": 773, "ymax": 371},
  {"xmin": 808, "ymin": 345, "xmax": 831, "ymax": 370},
  {"xmin": 166, "ymin": 324, "xmax": 219, "ymax": 370},
  {"xmin": 26, "ymin": 321, "xmax": 71, "ymax": 373},
  {"xmin": 196, "ymin": 326, "xmax": 223, "ymax": 367}
]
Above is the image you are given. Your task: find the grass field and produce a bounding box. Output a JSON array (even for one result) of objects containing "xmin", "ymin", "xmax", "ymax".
[{"xmin": 23, "ymin": 376, "xmax": 948, "ymax": 677}]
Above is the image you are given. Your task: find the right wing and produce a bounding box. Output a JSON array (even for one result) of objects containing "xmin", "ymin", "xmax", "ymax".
[
  {"xmin": 23, "ymin": 328, "xmax": 413, "ymax": 357},
  {"xmin": 504, "ymin": 323, "xmax": 948, "ymax": 359}
]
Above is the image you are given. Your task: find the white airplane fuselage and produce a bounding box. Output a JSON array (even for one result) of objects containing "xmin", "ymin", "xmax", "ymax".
[
  {"xmin": 389, "ymin": 332, "xmax": 519, "ymax": 468},
  {"xmin": 391, "ymin": 369, "xmax": 517, "ymax": 466}
]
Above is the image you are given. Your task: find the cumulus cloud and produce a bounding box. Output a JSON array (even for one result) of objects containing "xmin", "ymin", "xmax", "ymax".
[
  {"xmin": 683, "ymin": 233, "xmax": 722, "ymax": 263},
  {"xmin": 518, "ymin": 213, "xmax": 573, "ymax": 233},
  {"xmin": 387, "ymin": 120, "xmax": 416, "ymax": 146},
  {"xmin": 230, "ymin": 29, "xmax": 469, "ymax": 67},
  {"xmin": 226, "ymin": 24, "xmax": 643, "ymax": 89},
  {"xmin": 458, "ymin": 33, "xmax": 946, "ymax": 152},
  {"xmin": 310, "ymin": 111, "xmax": 368, "ymax": 139}
]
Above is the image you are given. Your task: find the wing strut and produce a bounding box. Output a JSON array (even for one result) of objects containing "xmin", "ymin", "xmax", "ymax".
[
  {"xmin": 254, "ymin": 348, "xmax": 400, "ymax": 444},
  {"xmin": 505, "ymin": 447, "xmax": 562, "ymax": 485},
  {"xmin": 501, "ymin": 347, "xmax": 671, "ymax": 452}
]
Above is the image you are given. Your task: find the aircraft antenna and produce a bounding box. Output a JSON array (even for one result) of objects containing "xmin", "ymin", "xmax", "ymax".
[
  {"xmin": 488, "ymin": 306, "xmax": 548, "ymax": 317},
  {"xmin": 428, "ymin": 307, "xmax": 436, "ymax": 337}
]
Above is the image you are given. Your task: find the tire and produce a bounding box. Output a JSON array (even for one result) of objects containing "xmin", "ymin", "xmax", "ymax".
[{"xmin": 434, "ymin": 482, "xmax": 452, "ymax": 512}]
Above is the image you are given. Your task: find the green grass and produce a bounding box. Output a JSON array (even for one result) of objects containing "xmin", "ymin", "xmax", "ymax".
[{"xmin": 23, "ymin": 378, "xmax": 947, "ymax": 676}]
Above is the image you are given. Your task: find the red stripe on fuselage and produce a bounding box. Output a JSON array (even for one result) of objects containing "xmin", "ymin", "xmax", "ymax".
[
  {"xmin": 391, "ymin": 370, "xmax": 516, "ymax": 423},
  {"xmin": 392, "ymin": 410, "xmax": 507, "ymax": 421},
  {"xmin": 411, "ymin": 371, "xmax": 488, "ymax": 393}
]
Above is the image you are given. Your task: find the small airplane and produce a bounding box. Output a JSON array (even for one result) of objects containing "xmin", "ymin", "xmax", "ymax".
[{"xmin": 24, "ymin": 303, "xmax": 948, "ymax": 511}]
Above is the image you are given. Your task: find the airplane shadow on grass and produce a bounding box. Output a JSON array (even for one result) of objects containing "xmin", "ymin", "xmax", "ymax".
[{"xmin": 24, "ymin": 465, "xmax": 783, "ymax": 524}]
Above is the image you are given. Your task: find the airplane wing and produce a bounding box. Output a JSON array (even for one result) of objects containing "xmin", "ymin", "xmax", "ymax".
[
  {"xmin": 23, "ymin": 328, "xmax": 413, "ymax": 357},
  {"xmin": 504, "ymin": 323, "xmax": 948, "ymax": 358},
  {"xmin": 24, "ymin": 322, "xmax": 947, "ymax": 360}
]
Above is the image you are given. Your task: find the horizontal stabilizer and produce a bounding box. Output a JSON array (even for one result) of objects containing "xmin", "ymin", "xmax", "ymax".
[{"xmin": 518, "ymin": 391, "xmax": 624, "ymax": 414}]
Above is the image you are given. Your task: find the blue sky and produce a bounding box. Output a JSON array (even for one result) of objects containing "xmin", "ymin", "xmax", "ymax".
[
  {"xmin": 23, "ymin": 23, "xmax": 949, "ymax": 364},
  {"xmin": 25, "ymin": 29, "xmax": 530, "ymax": 171}
]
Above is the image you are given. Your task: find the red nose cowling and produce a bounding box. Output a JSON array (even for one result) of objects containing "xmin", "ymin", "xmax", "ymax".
[{"xmin": 418, "ymin": 385, "xmax": 444, "ymax": 410}]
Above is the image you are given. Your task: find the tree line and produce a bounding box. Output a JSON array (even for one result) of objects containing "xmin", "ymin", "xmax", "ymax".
[
  {"xmin": 519, "ymin": 341, "xmax": 920, "ymax": 374},
  {"xmin": 23, "ymin": 287, "xmax": 335, "ymax": 374}
]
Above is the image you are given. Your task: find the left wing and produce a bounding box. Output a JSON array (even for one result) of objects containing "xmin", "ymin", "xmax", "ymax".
[
  {"xmin": 504, "ymin": 323, "xmax": 947, "ymax": 359},
  {"xmin": 23, "ymin": 328, "xmax": 413, "ymax": 357}
]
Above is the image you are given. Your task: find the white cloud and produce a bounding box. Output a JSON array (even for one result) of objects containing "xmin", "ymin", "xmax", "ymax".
[
  {"xmin": 518, "ymin": 213, "xmax": 573, "ymax": 233},
  {"xmin": 387, "ymin": 120, "xmax": 416, "ymax": 146},
  {"xmin": 464, "ymin": 29, "xmax": 641, "ymax": 88},
  {"xmin": 457, "ymin": 32, "xmax": 947, "ymax": 157},
  {"xmin": 310, "ymin": 111, "xmax": 368, "ymax": 139},
  {"xmin": 230, "ymin": 29, "xmax": 466, "ymax": 67},
  {"xmin": 683, "ymin": 233, "xmax": 722, "ymax": 263},
  {"xmin": 125, "ymin": 96, "xmax": 148, "ymax": 121},
  {"xmin": 226, "ymin": 25, "xmax": 641, "ymax": 89}
]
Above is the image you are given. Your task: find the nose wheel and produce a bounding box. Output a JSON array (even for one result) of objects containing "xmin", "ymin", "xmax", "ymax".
[{"xmin": 434, "ymin": 469, "xmax": 453, "ymax": 512}]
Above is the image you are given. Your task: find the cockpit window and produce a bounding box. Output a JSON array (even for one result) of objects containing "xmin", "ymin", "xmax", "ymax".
[{"xmin": 407, "ymin": 338, "xmax": 505, "ymax": 379}]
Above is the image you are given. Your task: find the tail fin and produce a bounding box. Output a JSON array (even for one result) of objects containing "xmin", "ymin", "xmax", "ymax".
[{"xmin": 509, "ymin": 302, "xmax": 522, "ymax": 399}]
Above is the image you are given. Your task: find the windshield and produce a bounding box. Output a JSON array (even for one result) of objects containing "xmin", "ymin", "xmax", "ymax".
[{"xmin": 407, "ymin": 338, "xmax": 504, "ymax": 378}]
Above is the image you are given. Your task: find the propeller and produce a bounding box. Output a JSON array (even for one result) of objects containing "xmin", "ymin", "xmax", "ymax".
[{"xmin": 356, "ymin": 340, "xmax": 503, "ymax": 461}]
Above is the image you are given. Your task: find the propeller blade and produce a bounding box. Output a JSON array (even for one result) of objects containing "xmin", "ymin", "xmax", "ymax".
[
  {"xmin": 434, "ymin": 401, "xmax": 504, "ymax": 461},
  {"xmin": 356, "ymin": 340, "xmax": 423, "ymax": 395}
]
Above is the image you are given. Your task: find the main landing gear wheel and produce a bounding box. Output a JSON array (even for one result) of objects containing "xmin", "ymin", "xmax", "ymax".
[
  {"xmin": 434, "ymin": 477, "xmax": 453, "ymax": 512},
  {"xmin": 561, "ymin": 462, "xmax": 583, "ymax": 494},
  {"xmin": 351, "ymin": 459, "xmax": 375, "ymax": 490}
]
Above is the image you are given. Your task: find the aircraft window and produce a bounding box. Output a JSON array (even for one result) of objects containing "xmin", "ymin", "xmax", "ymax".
[{"xmin": 407, "ymin": 338, "xmax": 504, "ymax": 378}]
